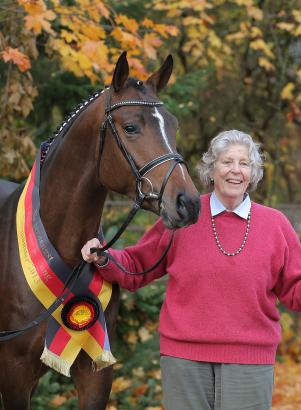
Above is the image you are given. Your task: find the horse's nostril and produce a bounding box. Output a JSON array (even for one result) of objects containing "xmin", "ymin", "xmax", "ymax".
[{"xmin": 176, "ymin": 193, "xmax": 200, "ymax": 223}]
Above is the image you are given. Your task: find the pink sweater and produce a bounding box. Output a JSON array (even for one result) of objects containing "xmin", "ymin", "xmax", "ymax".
[{"xmin": 97, "ymin": 194, "xmax": 301, "ymax": 364}]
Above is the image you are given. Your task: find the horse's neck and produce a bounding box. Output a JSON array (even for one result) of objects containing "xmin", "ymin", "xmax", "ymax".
[{"xmin": 40, "ymin": 108, "xmax": 106, "ymax": 266}]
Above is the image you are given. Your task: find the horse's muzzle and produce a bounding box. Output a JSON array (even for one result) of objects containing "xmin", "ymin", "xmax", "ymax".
[
  {"xmin": 177, "ymin": 192, "xmax": 200, "ymax": 223},
  {"xmin": 161, "ymin": 193, "xmax": 200, "ymax": 229}
]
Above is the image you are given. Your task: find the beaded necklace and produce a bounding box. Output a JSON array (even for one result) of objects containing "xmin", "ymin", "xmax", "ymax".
[{"xmin": 211, "ymin": 211, "xmax": 251, "ymax": 256}]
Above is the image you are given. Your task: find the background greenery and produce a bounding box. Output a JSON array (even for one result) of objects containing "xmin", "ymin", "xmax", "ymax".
[{"xmin": 2, "ymin": 0, "xmax": 301, "ymax": 408}]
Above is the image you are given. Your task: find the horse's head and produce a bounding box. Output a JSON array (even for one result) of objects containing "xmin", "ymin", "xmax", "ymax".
[{"xmin": 98, "ymin": 52, "xmax": 200, "ymax": 229}]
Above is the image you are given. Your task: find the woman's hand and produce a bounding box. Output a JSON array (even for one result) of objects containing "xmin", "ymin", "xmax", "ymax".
[{"xmin": 81, "ymin": 238, "xmax": 108, "ymax": 266}]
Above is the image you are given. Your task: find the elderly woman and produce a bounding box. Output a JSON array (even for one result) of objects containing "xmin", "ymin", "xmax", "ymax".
[{"xmin": 82, "ymin": 130, "xmax": 301, "ymax": 410}]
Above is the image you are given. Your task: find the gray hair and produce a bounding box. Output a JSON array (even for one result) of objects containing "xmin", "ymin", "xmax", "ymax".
[{"xmin": 197, "ymin": 130, "xmax": 264, "ymax": 191}]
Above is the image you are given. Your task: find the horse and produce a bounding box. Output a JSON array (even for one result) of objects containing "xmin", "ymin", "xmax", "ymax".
[{"xmin": 0, "ymin": 51, "xmax": 200, "ymax": 409}]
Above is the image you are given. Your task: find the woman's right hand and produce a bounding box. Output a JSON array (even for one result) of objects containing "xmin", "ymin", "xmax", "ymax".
[{"xmin": 81, "ymin": 238, "xmax": 108, "ymax": 266}]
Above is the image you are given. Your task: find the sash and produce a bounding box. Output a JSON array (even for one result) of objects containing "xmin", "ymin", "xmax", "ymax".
[{"xmin": 16, "ymin": 149, "xmax": 116, "ymax": 377}]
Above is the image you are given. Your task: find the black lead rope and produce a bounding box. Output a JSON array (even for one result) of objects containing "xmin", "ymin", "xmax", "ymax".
[
  {"xmin": 99, "ymin": 195, "xmax": 146, "ymax": 252},
  {"xmin": 91, "ymin": 232, "xmax": 174, "ymax": 276}
]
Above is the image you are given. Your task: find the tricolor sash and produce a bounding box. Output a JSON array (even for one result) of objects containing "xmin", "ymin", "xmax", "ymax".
[{"xmin": 16, "ymin": 149, "xmax": 116, "ymax": 377}]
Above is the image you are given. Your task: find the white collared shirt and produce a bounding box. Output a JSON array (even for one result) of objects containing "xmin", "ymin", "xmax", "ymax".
[{"xmin": 210, "ymin": 191, "xmax": 251, "ymax": 220}]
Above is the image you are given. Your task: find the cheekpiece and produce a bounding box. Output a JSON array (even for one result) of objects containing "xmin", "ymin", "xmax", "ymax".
[{"xmin": 61, "ymin": 295, "xmax": 100, "ymax": 331}]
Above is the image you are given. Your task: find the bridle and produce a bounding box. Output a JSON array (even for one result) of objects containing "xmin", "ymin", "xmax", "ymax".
[
  {"xmin": 98, "ymin": 89, "xmax": 184, "ymax": 209},
  {"xmin": 93, "ymin": 89, "xmax": 186, "ymax": 262},
  {"xmin": 0, "ymin": 88, "xmax": 186, "ymax": 340}
]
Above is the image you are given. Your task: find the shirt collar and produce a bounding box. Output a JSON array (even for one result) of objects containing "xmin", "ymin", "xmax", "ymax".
[{"xmin": 210, "ymin": 191, "xmax": 251, "ymax": 220}]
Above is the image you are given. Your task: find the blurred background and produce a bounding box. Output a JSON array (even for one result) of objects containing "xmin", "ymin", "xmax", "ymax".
[{"xmin": 1, "ymin": 0, "xmax": 301, "ymax": 408}]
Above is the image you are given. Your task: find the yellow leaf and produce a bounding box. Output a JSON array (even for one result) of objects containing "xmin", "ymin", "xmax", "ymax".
[
  {"xmin": 250, "ymin": 39, "xmax": 274, "ymax": 58},
  {"xmin": 88, "ymin": 8, "xmax": 100, "ymax": 22},
  {"xmin": 138, "ymin": 327, "xmax": 152, "ymax": 342},
  {"xmin": 248, "ymin": 6, "xmax": 263, "ymax": 21},
  {"xmin": 209, "ymin": 32, "xmax": 222, "ymax": 48},
  {"xmin": 258, "ymin": 57, "xmax": 275, "ymax": 72},
  {"xmin": 187, "ymin": 26, "xmax": 200, "ymax": 40},
  {"xmin": 183, "ymin": 16, "xmax": 201, "ymax": 26},
  {"xmin": 80, "ymin": 23, "xmax": 105, "ymax": 41},
  {"xmin": 125, "ymin": 331, "xmax": 138, "ymax": 344},
  {"xmin": 294, "ymin": 25, "xmax": 301, "ymax": 36},
  {"xmin": 292, "ymin": 9, "xmax": 301, "ymax": 24},
  {"xmin": 53, "ymin": 39, "xmax": 70, "ymax": 57},
  {"xmin": 111, "ymin": 27, "xmax": 123, "ymax": 42},
  {"xmin": 166, "ymin": 9, "xmax": 181, "ymax": 17},
  {"xmin": 153, "ymin": 24, "xmax": 171, "ymax": 39},
  {"xmin": 112, "ymin": 377, "xmax": 132, "ymax": 393},
  {"xmin": 77, "ymin": 52, "xmax": 92, "ymax": 70},
  {"xmin": 61, "ymin": 30, "xmax": 75, "ymax": 43},
  {"xmin": 116, "ymin": 14, "xmax": 139, "ymax": 34},
  {"xmin": 146, "ymin": 407, "xmax": 162, "ymax": 410},
  {"xmin": 226, "ymin": 31, "xmax": 246, "ymax": 41},
  {"xmin": 277, "ymin": 22, "xmax": 295, "ymax": 31},
  {"xmin": 62, "ymin": 58, "xmax": 82, "ymax": 77},
  {"xmin": 234, "ymin": 0, "xmax": 253, "ymax": 6},
  {"xmin": 281, "ymin": 83, "xmax": 295, "ymax": 100},
  {"xmin": 250, "ymin": 26, "xmax": 263, "ymax": 38}
]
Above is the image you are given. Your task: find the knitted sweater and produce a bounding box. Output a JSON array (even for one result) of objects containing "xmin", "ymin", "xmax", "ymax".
[{"xmin": 97, "ymin": 193, "xmax": 301, "ymax": 364}]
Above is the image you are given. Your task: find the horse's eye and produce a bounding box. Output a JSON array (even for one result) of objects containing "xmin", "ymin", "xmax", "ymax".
[{"xmin": 124, "ymin": 125, "xmax": 138, "ymax": 134}]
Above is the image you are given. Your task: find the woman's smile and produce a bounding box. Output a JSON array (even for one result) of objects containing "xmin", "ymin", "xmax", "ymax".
[{"xmin": 212, "ymin": 144, "xmax": 251, "ymax": 210}]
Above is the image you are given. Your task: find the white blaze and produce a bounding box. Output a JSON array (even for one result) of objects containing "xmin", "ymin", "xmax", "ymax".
[
  {"xmin": 152, "ymin": 107, "xmax": 173, "ymax": 153},
  {"xmin": 152, "ymin": 107, "xmax": 187, "ymax": 180}
]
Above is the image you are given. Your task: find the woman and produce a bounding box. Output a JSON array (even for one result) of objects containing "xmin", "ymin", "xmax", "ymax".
[{"xmin": 82, "ymin": 130, "xmax": 301, "ymax": 410}]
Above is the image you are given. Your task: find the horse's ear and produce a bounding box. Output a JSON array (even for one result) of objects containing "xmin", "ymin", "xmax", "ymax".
[
  {"xmin": 111, "ymin": 51, "xmax": 129, "ymax": 93},
  {"xmin": 146, "ymin": 55, "xmax": 173, "ymax": 93}
]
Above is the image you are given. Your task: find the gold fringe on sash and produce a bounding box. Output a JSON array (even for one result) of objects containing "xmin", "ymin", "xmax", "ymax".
[
  {"xmin": 40, "ymin": 345, "xmax": 72, "ymax": 377},
  {"xmin": 93, "ymin": 350, "xmax": 117, "ymax": 372}
]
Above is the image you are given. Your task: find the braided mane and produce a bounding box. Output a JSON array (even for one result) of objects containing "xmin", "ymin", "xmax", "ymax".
[{"xmin": 40, "ymin": 89, "xmax": 105, "ymax": 163}]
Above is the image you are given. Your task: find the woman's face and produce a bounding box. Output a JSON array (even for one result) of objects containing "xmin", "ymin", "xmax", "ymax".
[{"xmin": 211, "ymin": 144, "xmax": 251, "ymax": 208}]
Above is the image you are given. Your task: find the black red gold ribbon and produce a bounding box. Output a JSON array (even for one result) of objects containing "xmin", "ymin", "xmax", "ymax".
[{"xmin": 16, "ymin": 150, "xmax": 115, "ymax": 376}]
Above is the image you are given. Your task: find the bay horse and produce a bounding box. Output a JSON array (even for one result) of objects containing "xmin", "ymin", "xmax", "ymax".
[{"xmin": 0, "ymin": 52, "xmax": 200, "ymax": 409}]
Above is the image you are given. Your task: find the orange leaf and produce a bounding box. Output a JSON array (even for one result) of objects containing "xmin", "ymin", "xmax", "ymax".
[
  {"xmin": 1, "ymin": 47, "xmax": 31, "ymax": 72},
  {"xmin": 115, "ymin": 14, "xmax": 139, "ymax": 34},
  {"xmin": 143, "ymin": 33, "xmax": 162, "ymax": 59},
  {"xmin": 19, "ymin": 0, "xmax": 56, "ymax": 34},
  {"xmin": 142, "ymin": 18, "xmax": 155, "ymax": 28}
]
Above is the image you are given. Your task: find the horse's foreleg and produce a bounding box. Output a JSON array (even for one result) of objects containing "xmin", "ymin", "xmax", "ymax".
[
  {"xmin": 71, "ymin": 351, "xmax": 113, "ymax": 410},
  {"xmin": 1, "ymin": 392, "xmax": 31, "ymax": 410},
  {"xmin": 0, "ymin": 377, "xmax": 38, "ymax": 410}
]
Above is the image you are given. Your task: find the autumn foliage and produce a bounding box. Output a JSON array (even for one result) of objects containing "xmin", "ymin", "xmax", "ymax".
[
  {"xmin": 0, "ymin": 0, "xmax": 178, "ymax": 179},
  {"xmin": 2, "ymin": 1, "xmax": 301, "ymax": 408}
]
